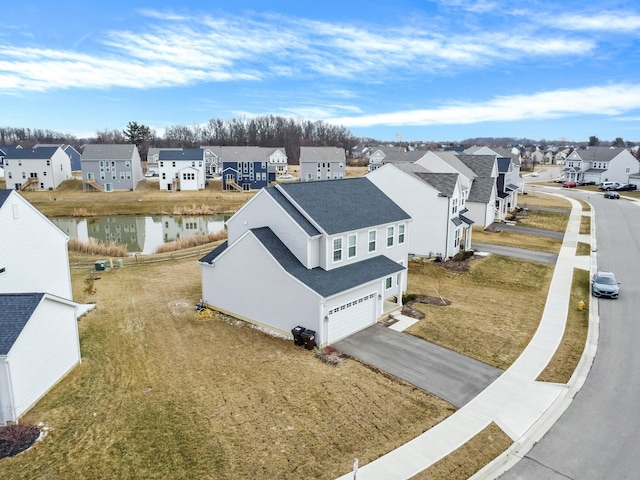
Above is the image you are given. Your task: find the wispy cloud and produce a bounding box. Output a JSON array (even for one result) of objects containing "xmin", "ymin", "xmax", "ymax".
[
  {"xmin": 0, "ymin": 8, "xmax": 601, "ymax": 94},
  {"xmin": 326, "ymin": 83, "xmax": 640, "ymax": 127},
  {"xmin": 547, "ymin": 13, "xmax": 640, "ymax": 32}
]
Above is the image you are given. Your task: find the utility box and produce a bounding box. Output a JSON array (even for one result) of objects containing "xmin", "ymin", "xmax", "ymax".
[{"xmin": 94, "ymin": 260, "xmax": 107, "ymax": 271}]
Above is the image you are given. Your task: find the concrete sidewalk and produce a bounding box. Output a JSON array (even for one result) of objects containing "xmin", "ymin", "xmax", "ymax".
[{"xmin": 336, "ymin": 197, "xmax": 596, "ymax": 480}]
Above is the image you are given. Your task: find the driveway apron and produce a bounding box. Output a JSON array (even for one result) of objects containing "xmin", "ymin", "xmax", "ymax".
[{"xmin": 333, "ymin": 324, "xmax": 503, "ymax": 408}]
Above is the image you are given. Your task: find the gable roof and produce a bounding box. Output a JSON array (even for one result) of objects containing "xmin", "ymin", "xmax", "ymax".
[
  {"xmin": 276, "ymin": 177, "xmax": 410, "ymax": 235},
  {"xmin": 388, "ymin": 163, "xmax": 459, "ymax": 196},
  {"xmin": 199, "ymin": 241, "xmax": 228, "ymax": 264},
  {"xmin": 467, "ymin": 177, "xmax": 496, "ymax": 203},
  {"xmin": 496, "ymin": 157, "xmax": 511, "ymax": 173},
  {"xmin": 81, "ymin": 144, "xmax": 138, "ymax": 161},
  {"xmin": 299, "ymin": 147, "xmax": 346, "ymax": 163},
  {"xmin": 264, "ymin": 187, "xmax": 321, "ymax": 236},
  {"xmin": 203, "ymin": 146, "xmax": 286, "ymax": 162},
  {"xmin": 0, "ymin": 293, "xmax": 45, "ymax": 355},
  {"xmin": 570, "ymin": 146, "xmax": 627, "ymax": 162},
  {"xmin": 251, "ymin": 227, "xmax": 404, "ymax": 297},
  {"xmin": 456, "ymin": 155, "xmax": 496, "ymax": 177},
  {"xmin": 158, "ymin": 148, "xmax": 204, "ymax": 161},
  {"xmin": 424, "ymin": 151, "xmax": 478, "ymax": 180},
  {"xmin": 382, "ymin": 150, "xmax": 426, "ymax": 163},
  {"xmin": 3, "ymin": 146, "xmax": 58, "ymax": 160}
]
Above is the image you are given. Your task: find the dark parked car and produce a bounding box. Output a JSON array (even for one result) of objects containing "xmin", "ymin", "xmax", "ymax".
[
  {"xmin": 615, "ymin": 183, "xmax": 637, "ymax": 191},
  {"xmin": 591, "ymin": 271, "xmax": 620, "ymax": 299},
  {"xmin": 563, "ymin": 181, "xmax": 577, "ymax": 188},
  {"xmin": 604, "ymin": 191, "xmax": 620, "ymax": 199}
]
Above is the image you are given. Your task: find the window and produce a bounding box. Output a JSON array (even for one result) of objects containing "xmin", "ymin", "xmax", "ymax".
[
  {"xmin": 172, "ymin": 161, "xmax": 176, "ymax": 167},
  {"xmin": 398, "ymin": 224, "xmax": 405, "ymax": 244},
  {"xmin": 348, "ymin": 234, "xmax": 357, "ymax": 258},
  {"xmin": 120, "ymin": 172, "xmax": 125, "ymax": 179},
  {"xmin": 333, "ymin": 238, "xmax": 343, "ymax": 262},
  {"xmin": 451, "ymin": 198, "xmax": 458, "ymax": 214},
  {"xmin": 46, "ymin": 159, "xmax": 50, "ymax": 166},
  {"xmin": 160, "ymin": 161, "xmax": 164, "ymax": 167},
  {"xmin": 125, "ymin": 161, "xmax": 131, "ymax": 168},
  {"xmin": 385, "ymin": 277, "xmax": 392, "ymax": 289},
  {"xmin": 387, "ymin": 226, "xmax": 394, "ymax": 247},
  {"xmin": 455, "ymin": 228, "xmax": 460, "ymax": 247},
  {"xmin": 368, "ymin": 230, "xmax": 376, "ymax": 252}
]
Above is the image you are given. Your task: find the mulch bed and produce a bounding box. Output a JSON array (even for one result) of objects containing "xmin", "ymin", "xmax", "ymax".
[{"xmin": 0, "ymin": 424, "xmax": 40, "ymax": 459}]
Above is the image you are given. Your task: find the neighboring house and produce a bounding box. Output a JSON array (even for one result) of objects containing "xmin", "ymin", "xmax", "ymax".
[
  {"xmin": 268, "ymin": 148, "xmax": 288, "ymax": 175},
  {"xmin": 3, "ymin": 146, "xmax": 73, "ymax": 191},
  {"xmin": 221, "ymin": 159, "xmax": 269, "ymax": 191},
  {"xmin": 0, "ymin": 189, "xmax": 80, "ymax": 425},
  {"xmin": 415, "ymin": 151, "xmax": 498, "ymax": 228},
  {"xmin": 0, "ymin": 189, "xmax": 73, "ymax": 299},
  {"xmin": 147, "ymin": 147, "xmax": 181, "ymax": 168},
  {"xmin": 299, "ymin": 147, "xmax": 346, "ymax": 181},
  {"xmin": 201, "ymin": 146, "xmax": 287, "ymax": 178},
  {"xmin": 563, "ymin": 147, "xmax": 639, "ymax": 185},
  {"xmin": 367, "ymin": 163, "xmax": 472, "ymax": 259},
  {"xmin": 157, "ymin": 148, "xmax": 206, "ymax": 191},
  {"xmin": 81, "ymin": 144, "xmax": 143, "ymax": 192},
  {"xmin": 34, "ymin": 144, "xmax": 82, "ymax": 171},
  {"xmin": 0, "ymin": 293, "xmax": 81, "ymax": 425},
  {"xmin": 199, "ymin": 178, "xmax": 411, "ymax": 346}
]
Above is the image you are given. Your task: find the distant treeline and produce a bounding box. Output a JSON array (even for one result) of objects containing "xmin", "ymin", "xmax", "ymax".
[{"xmin": 1, "ymin": 115, "xmax": 358, "ymax": 164}]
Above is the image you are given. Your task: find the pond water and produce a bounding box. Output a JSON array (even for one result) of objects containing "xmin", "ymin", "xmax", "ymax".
[{"xmin": 51, "ymin": 215, "xmax": 228, "ymax": 255}]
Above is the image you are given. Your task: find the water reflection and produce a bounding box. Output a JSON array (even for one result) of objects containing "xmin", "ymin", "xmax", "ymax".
[{"xmin": 51, "ymin": 215, "xmax": 227, "ymax": 254}]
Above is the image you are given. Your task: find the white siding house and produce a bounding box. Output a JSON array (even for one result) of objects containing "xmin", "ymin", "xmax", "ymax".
[
  {"xmin": 564, "ymin": 147, "xmax": 639, "ymax": 185},
  {"xmin": 157, "ymin": 148, "xmax": 206, "ymax": 191},
  {"xmin": 0, "ymin": 293, "xmax": 81, "ymax": 425},
  {"xmin": 199, "ymin": 178, "xmax": 411, "ymax": 346},
  {"xmin": 3, "ymin": 146, "xmax": 73, "ymax": 191},
  {"xmin": 0, "ymin": 190, "xmax": 73, "ymax": 299},
  {"xmin": 367, "ymin": 163, "xmax": 472, "ymax": 259}
]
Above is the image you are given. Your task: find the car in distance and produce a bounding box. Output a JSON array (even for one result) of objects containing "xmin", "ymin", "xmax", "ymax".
[
  {"xmin": 563, "ymin": 181, "xmax": 577, "ymax": 188},
  {"xmin": 591, "ymin": 271, "xmax": 620, "ymax": 299},
  {"xmin": 604, "ymin": 191, "xmax": 620, "ymax": 199},
  {"xmin": 615, "ymin": 183, "xmax": 637, "ymax": 191},
  {"xmin": 531, "ymin": 172, "xmax": 539, "ymax": 177},
  {"xmin": 599, "ymin": 181, "xmax": 620, "ymax": 191}
]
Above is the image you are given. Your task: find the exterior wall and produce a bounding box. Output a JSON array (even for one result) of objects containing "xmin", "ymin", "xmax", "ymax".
[
  {"xmin": 6, "ymin": 297, "xmax": 80, "ymax": 421},
  {"xmin": 0, "ymin": 360, "xmax": 12, "ymax": 425},
  {"xmin": 158, "ymin": 161, "xmax": 205, "ymax": 191},
  {"xmin": 221, "ymin": 162, "xmax": 269, "ymax": 190},
  {"xmin": 466, "ymin": 200, "xmax": 494, "ymax": 229},
  {"xmin": 269, "ymin": 150, "xmax": 288, "ymax": 174},
  {"xmin": 3, "ymin": 149, "xmax": 71, "ymax": 190},
  {"xmin": 81, "ymin": 148, "xmax": 142, "ymax": 191},
  {"xmin": 319, "ymin": 220, "xmax": 409, "ymax": 275},
  {"xmin": 367, "ymin": 165, "xmax": 453, "ymax": 257},
  {"xmin": 201, "ymin": 233, "xmax": 322, "ymax": 339},
  {"xmin": 604, "ymin": 151, "xmax": 639, "ymax": 183},
  {"xmin": 227, "ymin": 190, "xmax": 314, "ymax": 267},
  {"xmin": 300, "ymin": 161, "xmax": 345, "ymax": 181},
  {"xmin": 0, "ymin": 192, "xmax": 72, "ymax": 299}
]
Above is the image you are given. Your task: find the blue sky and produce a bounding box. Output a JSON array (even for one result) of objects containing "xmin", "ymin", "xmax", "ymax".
[{"xmin": 2, "ymin": 0, "xmax": 640, "ymax": 143}]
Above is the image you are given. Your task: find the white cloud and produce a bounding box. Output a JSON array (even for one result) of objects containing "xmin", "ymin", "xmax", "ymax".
[
  {"xmin": 548, "ymin": 13, "xmax": 640, "ymax": 32},
  {"xmin": 326, "ymin": 83, "xmax": 640, "ymax": 127}
]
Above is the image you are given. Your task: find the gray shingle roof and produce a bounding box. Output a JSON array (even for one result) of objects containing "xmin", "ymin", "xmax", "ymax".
[
  {"xmin": 251, "ymin": 227, "xmax": 404, "ymax": 297},
  {"xmin": 3, "ymin": 146, "xmax": 58, "ymax": 160},
  {"xmin": 199, "ymin": 241, "xmax": 228, "ymax": 264},
  {"xmin": 0, "ymin": 293, "xmax": 44, "ymax": 355},
  {"xmin": 571, "ymin": 146, "xmax": 626, "ymax": 162},
  {"xmin": 158, "ymin": 149, "xmax": 204, "ymax": 161},
  {"xmin": 456, "ymin": 155, "xmax": 496, "ymax": 177},
  {"xmin": 264, "ymin": 187, "xmax": 321, "ymax": 237},
  {"xmin": 427, "ymin": 151, "xmax": 478, "ymax": 180},
  {"xmin": 413, "ymin": 172, "xmax": 459, "ymax": 197},
  {"xmin": 203, "ymin": 146, "xmax": 286, "ymax": 162},
  {"xmin": 81, "ymin": 144, "xmax": 138, "ymax": 161},
  {"xmin": 467, "ymin": 177, "xmax": 495, "ymax": 203},
  {"xmin": 381, "ymin": 150, "xmax": 426, "ymax": 163},
  {"xmin": 0, "ymin": 189, "xmax": 11, "ymax": 207},
  {"xmin": 276, "ymin": 177, "xmax": 410, "ymax": 235},
  {"xmin": 299, "ymin": 147, "xmax": 346, "ymax": 163}
]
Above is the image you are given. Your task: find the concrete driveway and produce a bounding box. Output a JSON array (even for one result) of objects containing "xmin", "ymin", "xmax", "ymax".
[{"xmin": 333, "ymin": 324, "xmax": 503, "ymax": 408}]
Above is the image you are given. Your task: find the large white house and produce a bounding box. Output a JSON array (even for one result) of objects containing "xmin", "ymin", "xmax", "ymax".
[
  {"xmin": 157, "ymin": 148, "xmax": 206, "ymax": 191},
  {"xmin": 563, "ymin": 147, "xmax": 639, "ymax": 185},
  {"xmin": 199, "ymin": 178, "xmax": 411, "ymax": 346},
  {"xmin": 367, "ymin": 163, "xmax": 472, "ymax": 259},
  {"xmin": 3, "ymin": 146, "xmax": 73, "ymax": 191},
  {"xmin": 0, "ymin": 189, "xmax": 80, "ymax": 425}
]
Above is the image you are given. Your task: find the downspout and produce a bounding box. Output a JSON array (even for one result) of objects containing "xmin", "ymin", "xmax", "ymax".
[{"xmin": 3, "ymin": 358, "xmax": 17, "ymax": 424}]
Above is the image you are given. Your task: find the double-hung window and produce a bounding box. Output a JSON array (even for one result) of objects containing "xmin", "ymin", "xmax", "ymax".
[
  {"xmin": 398, "ymin": 224, "xmax": 405, "ymax": 244},
  {"xmin": 347, "ymin": 234, "xmax": 357, "ymax": 258},
  {"xmin": 387, "ymin": 226, "xmax": 394, "ymax": 247},
  {"xmin": 368, "ymin": 230, "xmax": 376, "ymax": 252},
  {"xmin": 333, "ymin": 238, "xmax": 343, "ymax": 262}
]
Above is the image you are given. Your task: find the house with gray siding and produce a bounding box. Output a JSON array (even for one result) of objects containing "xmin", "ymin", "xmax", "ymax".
[
  {"xmin": 199, "ymin": 178, "xmax": 411, "ymax": 346},
  {"xmin": 81, "ymin": 144, "xmax": 143, "ymax": 192},
  {"xmin": 299, "ymin": 147, "xmax": 346, "ymax": 181}
]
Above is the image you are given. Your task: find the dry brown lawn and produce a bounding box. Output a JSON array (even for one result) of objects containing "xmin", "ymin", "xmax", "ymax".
[
  {"xmin": 472, "ymin": 227, "xmax": 562, "ymax": 254},
  {"xmin": 4, "ymin": 253, "xmax": 456, "ymax": 480},
  {"xmin": 406, "ymin": 255, "xmax": 554, "ymax": 369}
]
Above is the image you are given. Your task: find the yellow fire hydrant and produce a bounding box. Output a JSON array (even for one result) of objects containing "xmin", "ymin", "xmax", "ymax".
[{"xmin": 578, "ymin": 300, "xmax": 585, "ymax": 311}]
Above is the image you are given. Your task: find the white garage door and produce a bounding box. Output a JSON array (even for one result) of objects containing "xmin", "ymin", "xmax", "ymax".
[{"xmin": 327, "ymin": 292, "xmax": 377, "ymax": 344}]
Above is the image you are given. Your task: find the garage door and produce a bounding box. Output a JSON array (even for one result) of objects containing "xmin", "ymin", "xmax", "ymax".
[{"xmin": 327, "ymin": 292, "xmax": 377, "ymax": 344}]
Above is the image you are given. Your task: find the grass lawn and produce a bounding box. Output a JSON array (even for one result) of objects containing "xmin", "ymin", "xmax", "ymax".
[
  {"xmin": 405, "ymin": 255, "xmax": 555, "ymax": 370},
  {"xmin": 472, "ymin": 227, "xmax": 562, "ymax": 254},
  {"xmin": 3, "ymin": 253, "xmax": 456, "ymax": 480}
]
